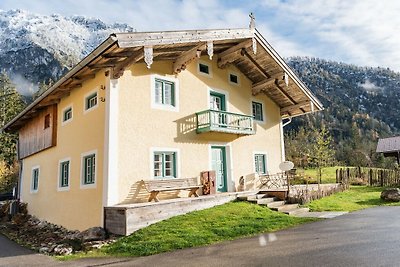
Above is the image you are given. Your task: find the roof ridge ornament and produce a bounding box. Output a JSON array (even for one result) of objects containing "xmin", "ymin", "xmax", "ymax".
[
  {"xmin": 207, "ymin": 41, "xmax": 213, "ymax": 60},
  {"xmin": 249, "ymin": 12, "xmax": 256, "ymax": 31},
  {"xmin": 249, "ymin": 12, "xmax": 257, "ymax": 55}
]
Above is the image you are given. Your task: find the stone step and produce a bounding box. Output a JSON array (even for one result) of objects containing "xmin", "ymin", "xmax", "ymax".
[
  {"xmin": 237, "ymin": 196, "xmax": 250, "ymax": 201},
  {"xmin": 247, "ymin": 194, "xmax": 268, "ymax": 201},
  {"xmin": 266, "ymin": 201, "xmax": 285, "ymax": 208},
  {"xmin": 283, "ymin": 207, "xmax": 310, "ymax": 215},
  {"xmin": 254, "ymin": 198, "xmax": 276, "ymax": 205},
  {"xmin": 270, "ymin": 203, "xmax": 299, "ymax": 212}
]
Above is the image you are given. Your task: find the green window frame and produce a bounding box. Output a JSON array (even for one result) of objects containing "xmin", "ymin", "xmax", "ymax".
[
  {"xmin": 60, "ymin": 160, "xmax": 70, "ymax": 188},
  {"xmin": 254, "ymin": 154, "xmax": 267, "ymax": 174},
  {"xmin": 32, "ymin": 168, "xmax": 39, "ymax": 191},
  {"xmin": 85, "ymin": 92, "xmax": 98, "ymax": 110},
  {"xmin": 252, "ymin": 101, "xmax": 264, "ymax": 121},
  {"xmin": 83, "ymin": 154, "xmax": 96, "ymax": 185},
  {"xmin": 154, "ymin": 152, "xmax": 176, "ymax": 178},
  {"xmin": 63, "ymin": 107, "xmax": 72, "ymax": 122},
  {"xmin": 155, "ymin": 79, "xmax": 175, "ymax": 106}
]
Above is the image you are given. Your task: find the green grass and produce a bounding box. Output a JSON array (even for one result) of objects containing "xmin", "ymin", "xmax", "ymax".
[
  {"xmin": 301, "ymin": 166, "xmax": 344, "ymax": 184},
  {"xmin": 96, "ymin": 202, "xmax": 316, "ymax": 257},
  {"xmin": 306, "ymin": 186, "xmax": 400, "ymax": 212}
]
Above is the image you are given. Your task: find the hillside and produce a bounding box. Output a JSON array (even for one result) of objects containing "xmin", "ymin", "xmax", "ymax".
[{"xmin": 286, "ymin": 57, "xmax": 399, "ymax": 167}]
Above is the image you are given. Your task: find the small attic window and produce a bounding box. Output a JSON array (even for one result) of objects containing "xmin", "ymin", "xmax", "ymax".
[
  {"xmin": 229, "ymin": 74, "xmax": 238, "ymax": 84},
  {"xmin": 44, "ymin": 114, "xmax": 51, "ymax": 129},
  {"xmin": 198, "ymin": 63, "xmax": 211, "ymax": 76}
]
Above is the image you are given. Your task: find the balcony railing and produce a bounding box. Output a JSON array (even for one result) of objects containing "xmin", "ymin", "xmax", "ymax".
[{"xmin": 196, "ymin": 109, "xmax": 255, "ymax": 135}]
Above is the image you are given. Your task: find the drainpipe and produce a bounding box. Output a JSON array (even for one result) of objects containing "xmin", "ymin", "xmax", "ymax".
[{"xmin": 282, "ymin": 117, "xmax": 292, "ymax": 127}]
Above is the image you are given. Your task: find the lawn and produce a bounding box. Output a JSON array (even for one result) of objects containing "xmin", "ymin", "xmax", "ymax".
[
  {"xmin": 301, "ymin": 166, "xmax": 346, "ymax": 184},
  {"xmin": 97, "ymin": 202, "xmax": 316, "ymax": 257},
  {"xmin": 306, "ymin": 186, "xmax": 400, "ymax": 212}
]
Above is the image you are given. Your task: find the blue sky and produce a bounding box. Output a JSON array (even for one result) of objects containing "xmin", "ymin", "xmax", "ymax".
[{"xmin": 1, "ymin": 0, "xmax": 400, "ymax": 71}]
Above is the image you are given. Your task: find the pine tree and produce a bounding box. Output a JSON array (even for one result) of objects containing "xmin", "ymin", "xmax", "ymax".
[{"xmin": 0, "ymin": 71, "xmax": 25, "ymax": 165}]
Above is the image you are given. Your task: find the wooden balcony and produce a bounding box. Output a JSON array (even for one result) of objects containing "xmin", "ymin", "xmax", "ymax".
[{"xmin": 196, "ymin": 109, "xmax": 255, "ymax": 135}]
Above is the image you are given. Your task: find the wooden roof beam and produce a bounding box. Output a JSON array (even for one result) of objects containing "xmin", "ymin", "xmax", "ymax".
[
  {"xmin": 59, "ymin": 83, "xmax": 82, "ymax": 90},
  {"xmin": 73, "ymin": 73, "xmax": 96, "ymax": 82},
  {"xmin": 280, "ymin": 101, "xmax": 310, "ymax": 114},
  {"xmin": 252, "ymin": 73, "xmax": 283, "ymax": 96},
  {"xmin": 112, "ymin": 48, "xmax": 144, "ymax": 79},
  {"xmin": 173, "ymin": 43, "xmax": 206, "ymax": 74},
  {"xmin": 217, "ymin": 40, "xmax": 252, "ymax": 68}
]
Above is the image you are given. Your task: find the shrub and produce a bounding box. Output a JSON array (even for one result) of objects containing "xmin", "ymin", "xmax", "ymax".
[{"xmin": 0, "ymin": 161, "xmax": 19, "ymax": 193}]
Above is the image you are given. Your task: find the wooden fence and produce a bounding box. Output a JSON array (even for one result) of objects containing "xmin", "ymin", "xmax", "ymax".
[{"xmin": 336, "ymin": 167, "xmax": 400, "ymax": 187}]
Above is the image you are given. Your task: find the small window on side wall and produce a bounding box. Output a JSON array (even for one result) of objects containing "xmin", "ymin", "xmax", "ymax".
[
  {"xmin": 85, "ymin": 92, "xmax": 98, "ymax": 111},
  {"xmin": 252, "ymin": 101, "xmax": 264, "ymax": 122},
  {"xmin": 63, "ymin": 107, "xmax": 72, "ymax": 123},
  {"xmin": 59, "ymin": 160, "xmax": 70, "ymax": 189},
  {"xmin": 83, "ymin": 154, "xmax": 96, "ymax": 185},
  {"xmin": 31, "ymin": 167, "xmax": 39, "ymax": 192},
  {"xmin": 229, "ymin": 73, "xmax": 238, "ymax": 84},
  {"xmin": 198, "ymin": 62, "xmax": 212, "ymax": 77}
]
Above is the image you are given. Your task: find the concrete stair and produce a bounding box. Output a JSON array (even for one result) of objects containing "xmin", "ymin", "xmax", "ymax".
[{"xmin": 239, "ymin": 192, "xmax": 310, "ymax": 216}]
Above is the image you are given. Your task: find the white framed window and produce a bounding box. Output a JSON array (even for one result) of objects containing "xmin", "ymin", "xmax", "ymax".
[
  {"xmin": 61, "ymin": 105, "xmax": 73, "ymax": 125},
  {"xmin": 80, "ymin": 150, "xmax": 97, "ymax": 189},
  {"xmin": 58, "ymin": 158, "xmax": 71, "ymax": 191},
  {"xmin": 83, "ymin": 89, "xmax": 99, "ymax": 114},
  {"xmin": 154, "ymin": 152, "xmax": 176, "ymax": 178},
  {"xmin": 228, "ymin": 72, "xmax": 240, "ymax": 86},
  {"xmin": 31, "ymin": 166, "xmax": 40, "ymax": 193},
  {"xmin": 253, "ymin": 152, "xmax": 267, "ymax": 174},
  {"xmin": 150, "ymin": 147, "xmax": 180, "ymax": 179},
  {"xmin": 151, "ymin": 75, "xmax": 179, "ymax": 112},
  {"xmin": 198, "ymin": 61, "xmax": 212, "ymax": 77}
]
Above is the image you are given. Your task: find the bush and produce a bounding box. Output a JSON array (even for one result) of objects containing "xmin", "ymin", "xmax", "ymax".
[{"xmin": 0, "ymin": 161, "xmax": 19, "ymax": 193}]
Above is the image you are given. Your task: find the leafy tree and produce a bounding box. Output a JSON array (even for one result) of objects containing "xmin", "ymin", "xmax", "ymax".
[
  {"xmin": 0, "ymin": 71, "xmax": 25, "ymax": 165},
  {"xmin": 309, "ymin": 125, "xmax": 335, "ymax": 183}
]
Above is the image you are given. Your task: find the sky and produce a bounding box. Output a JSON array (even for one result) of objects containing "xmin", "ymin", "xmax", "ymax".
[{"xmin": 1, "ymin": 0, "xmax": 400, "ymax": 71}]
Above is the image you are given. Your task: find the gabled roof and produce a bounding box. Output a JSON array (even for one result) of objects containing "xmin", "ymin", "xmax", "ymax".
[
  {"xmin": 376, "ymin": 136, "xmax": 400, "ymax": 153},
  {"xmin": 3, "ymin": 26, "xmax": 323, "ymax": 132}
]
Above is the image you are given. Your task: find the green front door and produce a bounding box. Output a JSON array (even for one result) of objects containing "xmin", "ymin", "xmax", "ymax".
[{"xmin": 211, "ymin": 146, "xmax": 227, "ymax": 192}]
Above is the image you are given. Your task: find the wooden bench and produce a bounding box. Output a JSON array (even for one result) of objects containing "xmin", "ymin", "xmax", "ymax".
[{"xmin": 141, "ymin": 177, "xmax": 202, "ymax": 202}]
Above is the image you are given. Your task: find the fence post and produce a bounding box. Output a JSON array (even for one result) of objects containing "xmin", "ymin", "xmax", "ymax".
[{"xmin": 369, "ymin": 169, "xmax": 373, "ymax": 186}]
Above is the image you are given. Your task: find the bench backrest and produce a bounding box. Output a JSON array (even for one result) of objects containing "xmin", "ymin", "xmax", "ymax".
[{"xmin": 143, "ymin": 177, "xmax": 199, "ymax": 191}]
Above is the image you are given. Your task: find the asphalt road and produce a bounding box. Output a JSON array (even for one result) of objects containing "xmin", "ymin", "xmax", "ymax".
[
  {"xmin": 0, "ymin": 234, "xmax": 61, "ymax": 267},
  {"xmin": 2, "ymin": 206, "xmax": 400, "ymax": 267}
]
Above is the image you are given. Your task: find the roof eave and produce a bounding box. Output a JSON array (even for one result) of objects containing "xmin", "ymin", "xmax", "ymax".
[{"xmin": 3, "ymin": 35, "xmax": 118, "ymax": 133}]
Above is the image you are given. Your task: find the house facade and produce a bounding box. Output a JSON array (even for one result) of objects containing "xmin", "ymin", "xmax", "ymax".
[{"xmin": 4, "ymin": 24, "xmax": 322, "ymax": 231}]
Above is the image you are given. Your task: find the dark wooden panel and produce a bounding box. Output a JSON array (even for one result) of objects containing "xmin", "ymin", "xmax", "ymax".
[{"xmin": 18, "ymin": 104, "xmax": 57, "ymax": 159}]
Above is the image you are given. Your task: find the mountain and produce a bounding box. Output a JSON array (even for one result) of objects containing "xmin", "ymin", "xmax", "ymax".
[
  {"xmin": 286, "ymin": 57, "xmax": 400, "ymax": 167},
  {"xmin": 0, "ymin": 9, "xmax": 133, "ymax": 95}
]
